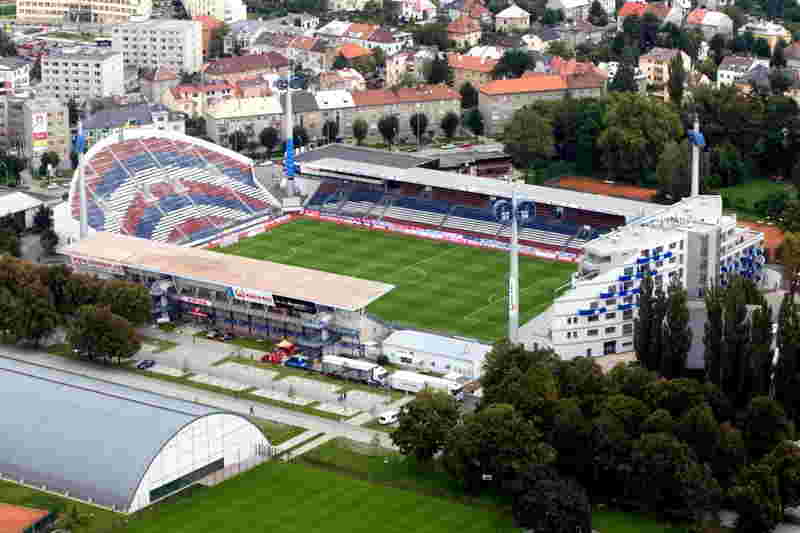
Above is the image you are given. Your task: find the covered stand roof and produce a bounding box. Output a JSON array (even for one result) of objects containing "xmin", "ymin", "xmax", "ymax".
[
  {"xmin": 62, "ymin": 232, "xmax": 395, "ymax": 311},
  {"xmin": 0, "ymin": 358, "xmax": 220, "ymax": 511}
]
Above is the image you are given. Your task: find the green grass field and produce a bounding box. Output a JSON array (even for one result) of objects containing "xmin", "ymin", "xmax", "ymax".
[
  {"xmin": 717, "ymin": 179, "xmax": 795, "ymax": 215},
  {"xmin": 219, "ymin": 219, "xmax": 575, "ymax": 341}
]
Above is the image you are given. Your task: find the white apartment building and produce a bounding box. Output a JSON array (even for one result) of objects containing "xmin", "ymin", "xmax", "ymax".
[
  {"xmin": 716, "ymin": 55, "xmax": 769, "ymax": 88},
  {"xmin": 182, "ymin": 0, "xmax": 246, "ymax": 22},
  {"xmin": 525, "ymin": 195, "xmax": 765, "ymax": 359},
  {"xmin": 111, "ymin": 20, "xmax": 203, "ymax": 74},
  {"xmin": 41, "ymin": 47, "xmax": 124, "ymax": 104},
  {"xmin": 23, "ymin": 97, "xmax": 71, "ymax": 170},
  {"xmin": 17, "ymin": 0, "xmax": 151, "ymax": 24}
]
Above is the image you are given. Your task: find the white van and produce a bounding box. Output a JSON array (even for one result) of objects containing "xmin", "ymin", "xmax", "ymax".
[{"xmin": 378, "ymin": 409, "xmax": 400, "ymax": 425}]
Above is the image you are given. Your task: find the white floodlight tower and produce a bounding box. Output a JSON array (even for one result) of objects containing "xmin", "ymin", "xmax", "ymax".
[
  {"xmin": 508, "ymin": 186, "xmax": 520, "ymax": 344},
  {"xmin": 691, "ymin": 116, "xmax": 700, "ymax": 197}
]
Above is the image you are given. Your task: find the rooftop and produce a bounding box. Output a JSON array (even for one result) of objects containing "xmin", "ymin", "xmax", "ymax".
[
  {"xmin": 279, "ymin": 90, "xmax": 319, "ymax": 114},
  {"xmin": 336, "ymin": 42, "xmax": 372, "ymax": 59},
  {"xmin": 205, "ymin": 95, "xmax": 282, "ymax": 118},
  {"xmin": 448, "ymin": 53, "xmax": 498, "ymax": 73},
  {"xmin": 116, "ymin": 19, "xmax": 201, "ymax": 31},
  {"xmin": 640, "ymin": 46, "xmax": 682, "ymax": 61},
  {"xmin": 295, "ymin": 143, "xmax": 435, "ymax": 168},
  {"xmin": 496, "ymin": 3, "xmax": 530, "ymax": 18},
  {"xmin": 44, "ymin": 46, "xmax": 120, "ymax": 61},
  {"xmin": 384, "ymin": 330, "xmax": 492, "ymax": 363},
  {"xmin": 0, "ymin": 504, "xmax": 50, "ymax": 533},
  {"xmin": 302, "ymin": 158, "xmax": 661, "ymax": 218},
  {"xmin": 448, "ymin": 15, "xmax": 481, "ymax": 34},
  {"xmin": 63, "ymin": 232, "xmax": 395, "ymax": 311},
  {"xmin": 351, "ymin": 84, "xmax": 459, "ymax": 106},
  {"xmin": 618, "ymin": 2, "xmax": 647, "ymax": 16},
  {"xmin": 719, "ymin": 54, "xmax": 757, "ymax": 72},
  {"xmin": 82, "ymin": 103, "xmax": 163, "ymax": 130},
  {"xmin": 314, "ymin": 89, "xmax": 356, "ymax": 109},
  {"xmin": 480, "ymin": 74, "xmax": 567, "ymax": 95},
  {"xmin": 204, "ymin": 52, "xmax": 288, "ymax": 75}
]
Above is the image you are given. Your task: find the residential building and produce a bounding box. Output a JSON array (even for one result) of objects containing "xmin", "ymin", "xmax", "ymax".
[
  {"xmin": 396, "ymin": 0, "xmax": 437, "ymax": 21},
  {"xmin": 548, "ymin": 56, "xmax": 607, "ymax": 79},
  {"xmin": 638, "ymin": 47, "xmax": 691, "ymax": 93},
  {"xmin": 546, "ymin": 0, "xmax": 593, "ymax": 22},
  {"xmin": 319, "ymin": 68, "xmax": 366, "ymax": 91},
  {"xmin": 203, "ymin": 52, "xmax": 289, "ymax": 83},
  {"xmin": 204, "ymin": 94, "xmax": 282, "ymax": 144},
  {"xmin": 0, "ymin": 57, "xmax": 31, "ymax": 95},
  {"xmin": 290, "ymin": 36, "xmax": 332, "ymax": 73},
  {"xmin": 448, "ymin": 15, "xmax": 482, "ymax": 48},
  {"xmin": 448, "ymin": 53, "xmax": 498, "ymax": 88},
  {"xmin": 350, "ymin": 84, "xmax": 460, "ymax": 140},
  {"xmin": 140, "ymin": 66, "xmax": 179, "ymax": 103},
  {"xmin": 685, "ymin": 8, "xmax": 734, "ymax": 39},
  {"xmin": 0, "ymin": 94, "xmax": 30, "ymax": 153},
  {"xmin": 785, "ymin": 41, "xmax": 800, "ymax": 69},
  {"xmin": 162, "ymin": 80, "xmax": 235, "ymax": 115},
  {"xmin": 716, "ymin": 55, "xmax": 768, "ymax": 88},
  {"xmin": 23, "ymin": 97, "xmax": 70, "ymax": 170},
  {"xmin": 224, "ymin": 20, "xmax": 273, "ymax": 53},
  {"xmin": 617, "ymin": 1, "xmax": 680, "ymax": 27},
  {"xmin": 111, "ymin": 20, "xmax": 203, "ymax": 74},
  {"xmin": 522, "ymin": 26, "xmax": 561, "ymax": 53},
  {"xmin": 466, "ymin": 45, "xmax": 506, "ymax": 60},
  {"xmin": 314, "ymin": 90, "xmax": 357, "ymax": 141},
  {"xmin": 334, "ymin": 43, "xmax": 373, "ymax": 62},
  {"xmin": 441, "ymin": 0, "xmax": 492, "ymax": 23},
  {"xmin": 79, "ymin": 103, "xmax": 186, "ymax": 148},
  {"xmin": 280, "ymin": 90, "xmax": 322, "ymax": 140},
  {"xmin": 557, "ymin": 20, "xmax": 612, "ymax": 48},
  {"xmin": 495, "ymin": 3, "xmax": 531, "ymax": 32},
  {"xmin": 525, "ymin": 195, "xmax": 765, "ymax": 359},
  {"xmin": 249, "ymin": 32, "xmax": 295, "ymax": 56},
  {"xmin": 183, "ymin": 0, "xmax": 246, "ymax": 23},
  {"xmin": 385, "ymin": 48, "xmax": 437, "ymax": 86},
  {"xmin": 41, "ymin": 46, "xmax": 124, "ymax": 104},
  {"xmin": 17, "ymin": 0, "xmax": 151, "ymax": 24},
  {"xmin": 317, "ymin": 21, "xmax": 408, "ymax": 54},
  {"xmin": 735, "ymin": 63, "xmax": 771, "ymax": 94},
  {"xmin": 327, "ymin": 0, "xmax": 374, "ymax": 12},
  {"xmin": 194, "ymin": 15, "xmax": 225, "ymax": 58},
  {"xmin": 739, "ymin": 20, "xmax": 791, "ymax": 51},
  {"xmin": 478, "ymin": 73, "xmax": 604, "ymax": 133}
]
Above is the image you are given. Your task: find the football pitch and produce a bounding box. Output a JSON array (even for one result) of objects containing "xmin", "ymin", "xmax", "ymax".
[{"xmin": 220, "ymin": 218, "xmax": 576, "ymax": 341}]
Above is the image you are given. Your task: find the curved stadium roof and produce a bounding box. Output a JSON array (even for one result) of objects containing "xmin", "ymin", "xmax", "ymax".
[
  {"xmin": 0, "ymin": 358, "xmax": 241, "ymax": 511},
  {"xmin": 69, "ymin": 129, "xmax": 277, "ymax": 246}
]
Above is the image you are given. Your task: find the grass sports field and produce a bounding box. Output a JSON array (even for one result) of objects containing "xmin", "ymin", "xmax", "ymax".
[{"xmin": 220, "ymin": 218, "xmax": 575, "ymax": 341}]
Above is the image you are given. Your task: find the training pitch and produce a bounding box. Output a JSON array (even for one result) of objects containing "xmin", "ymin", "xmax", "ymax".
[{"xmin": 220, "ymin": 218, "xmax": 576, "ymax": 341}]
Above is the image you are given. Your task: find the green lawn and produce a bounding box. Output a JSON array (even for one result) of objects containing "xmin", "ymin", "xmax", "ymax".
[
  {"xmin": 219, "ymin": 218, "xmax": 575, "ymax": 341},
  {"xmin": 122, "ymin": 462, "xmax": 517, "ymax": 533},
  {"xmin": 717, "ymin": 179, "xmax": 795, "ymax": 215}
]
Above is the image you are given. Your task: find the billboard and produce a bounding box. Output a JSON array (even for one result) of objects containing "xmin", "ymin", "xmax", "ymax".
[
  {"xmin": 227, "ymin": 286, "xmax": 275, "ymax": 307},
  {"xmin": 31, "ymin": 112, "xmax": 48, "ymax": 154},
  {"xmin": 274, "ymin": 295, "xmax": 317, "ymax": 314}
]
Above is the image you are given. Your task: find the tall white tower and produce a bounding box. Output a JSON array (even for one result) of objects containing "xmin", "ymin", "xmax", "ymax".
[{"xmin": 508, "ymin": 187, "xmax": 520, "ymax": 344}]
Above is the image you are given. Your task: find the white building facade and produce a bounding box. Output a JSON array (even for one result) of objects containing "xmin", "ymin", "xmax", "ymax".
[
  {"xmin": 382, "ymin": 330, "xmax": 491, "ymax": 379},
  {"xmin": 17, "ymin": 0, "xmax": 151, "ymax": 24},
  {"xmin": 182, "ymin": 0, "xmax": 247, "ymax": 23},
  {"xmin": 524, "ymin": 196, "xmax": 766, "ymax": 359},
  {"xmin": 41, "ymin": 47, "xmax": 124, "ymax": 103},
  {"xmin": 111, "ymin": 20, "xmax": 203, "ymax": 74}
]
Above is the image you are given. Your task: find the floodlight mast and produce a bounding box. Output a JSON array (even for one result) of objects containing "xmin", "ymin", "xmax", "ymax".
[{"xmin": 508, "ymin": 186, "xmax": 520, "ymax": 344}]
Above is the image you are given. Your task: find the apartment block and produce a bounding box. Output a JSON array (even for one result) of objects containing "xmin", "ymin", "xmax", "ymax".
[
  {"xmin": 80, "ymin": 103, "xmax": 186, "ymax": 149},
  {"xmin": 112, "ymin": 20, "xmax": 203, "ymax": 74},
  {"xmin": 17, "ymin": 0, "xmax": 151, "ymax": 24},
  {"xmin": 23, "ymin": 97, "xmax": 71, "ymax": 170},
  {"xmin": 41, "ymin": 47, "xmax": 124, "ymax": 104},
  {"xmin": 0, "ymin": 58, "xmax": 31, "ymax": 95},
  {"xmin": 183, "ymin": 0, "xmax": 246, "ymax": 23}
]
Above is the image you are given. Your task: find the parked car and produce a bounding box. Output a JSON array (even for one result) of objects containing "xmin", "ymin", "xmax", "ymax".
[
  {"xmin": 137, "ymin": 360, "xmax": 156, "ymax": 370},
  {"xmin": 378, "ymin": 409, "xmax": 400, "ymax": 425}
]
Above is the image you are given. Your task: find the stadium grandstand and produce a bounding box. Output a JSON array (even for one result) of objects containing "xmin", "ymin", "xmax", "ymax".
[
  {"xmin": 298, "ymin": 158, "xmax": 663, "ymax": 255},
  {"xmin": 68, "ymin": 129, "xmax": 279, "ymax": 246}
]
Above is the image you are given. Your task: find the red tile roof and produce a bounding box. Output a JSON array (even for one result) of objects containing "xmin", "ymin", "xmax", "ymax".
[
  {"xmin": 0, "ymin": 504, "xmax": 50, "ymax": 533},
  {"xmin": 618, "ymin": 2, "xmax": 647, "ymax": 17},
  {"xmin": 686, "ymin": 8, "xmax": 707, "ymax": 25},
  {"xmin": 448, "ymin": 53, "xmax": 498, "ymax": 73},
  {"xmin": 646, "ymin": 2, "xmax": 672, "ymax": 19},
  {"xmin": 480, "ymin": 74, "xmax": 568, "ymax": 95},
  {"xmin": 347, "ymin": 23, "xmax": 379, "ymax": 39},
  {"xmin": 351, "ymin": 84, "xmax": 460, "ymax": 106},
  {"xmin": 336, "ymin": 42, "xmax": 372, "ymax": 59},
  {"xmin": 204, "ymin": 52, "xmax": 288, "ymax": 75},
  {"xmin": 170, "ymin": 81, "xmax": 235, "ymax": 98},
  {"xmin": 549, "ymin": 56, "xmax": 607, "ymax": 77},
  {"xmin": 448, "ymin": 14, "xmax": 481, "ymax": 34}
]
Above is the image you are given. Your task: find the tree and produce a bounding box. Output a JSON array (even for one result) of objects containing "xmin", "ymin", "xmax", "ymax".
[
  {"xmin": 772, "ymin": 40, "xmax": 788, "ymax": 68},
  {"xmin": 99, "ymin": 279, "xmax": 151, "ymax": 325},
  {"xmin": 608, "ymin": 46, "xmax": 638, "ymax": 93},
  {"xmin": 293, "ymin": 125, "xmax": 309, "ymax": 147},
  {"xmin": 753, "ymin": 38, "xmax": 772, "ymax": 59},
  {"xmin": 667, "ymin": 53, "xmax": 687, "ymax": 106},
  {"xmin": 492, "ymin": 49, "xmax": 533, "ymax": 79},
  {"xmin": 411, "ymin": 22, "xmax": 450, "ymax": 50},
  {"xmin": 322, "ymin": 120, "xmax": 339, "ymax": 144},
  {"xmin": 775, "ymin": 293, "xmax": 800, "ymax": 422},
  {"xmin": 743, "ymin": 396, "xmax": 794, "ymax": 460},
  {"xmin": 763, "ymin": 441, "xmax": 800, "ymax": 515},
  {"xmin": 661, "ymin": 280, "xmax": 692, "ymax": 379},
  {"xmin": 587, "ymin": 0, "xmax": 608, "ymax": 26},
  {"xmin": 730, "ymin": 463, "xmax": 782, "ymax": 533},
  {"xmin": 460, "ymin": 81, "xmax": 479, "ymax": 109},
  {"xmin": 259, "ymin": 126, "xmax": 280, "ymax": 156},
  {"xmin": 545, "ymin": 41, "xmax": 575, "ymax": 60},
  {"xmin": 0, "ymin": 28, "xmax": 16, "ymax": 57},
  {"xmin": 68, "ymin": 305, "xmax": 141, "ymax": 364},
  {"xmin": 541, "ymin": 8, "xmax": 563, "ymax": 25},
  {"xmin": 440, "ymin": 111, "xmax": 459, "ymax": 139},
  {"xmin": 424, "ymin": 56, "xmax": 452, "ymax": 85},
  {"xmin": 634, "ymin": 275, "xmax": 668, "ymax": 374},
  {"xmin": 598, "ymin": 92, "xmax": 682, "ymax": 182},
  {"xmin": 676, "ymin": 403, "xmax": 721, "ymax": 465},
  {"xmin": 642, "ymin": 408, "xmax": 675, "ymax": 434},
  {"xmin": 409, "ymin": 112, "xmax": 429, "ymax": 144},
  {"xmin": 511, "ymin": 465, "xmax": 592, "ymax": 533},
  {"xmin": 656, "ymin": 140, "xmax": 691, "ymax": 201},
  {"xmin": 503, "ymin": 106, "xmax": 556, "ymax": 166},
  {"xmin": 390, "ymin": 390, "xmax": 460, "ymax": 462},
  {"xmin": 0, "ymin": 230, "xmax": 20, "ymax": 258},
  {"xmin": 352, "ymin": 118, "xmax": 368, "ymax": 145},
  {"xmin": 378, "ymin": 115, "xmax": 399, "ymax": 146},
  {"xmin": 333, "ymin": 53, "xmax": 349, "ymax": 70},
  {"xmin": 39, "ymin": 228, "xmax": 59, "ymax": 256},
  {"xmin": 749, "ymin": 300, "xmax": 774, "ymax": 400},
  {"xmin": 770, "ymin": 69, "xmax": 793, "ymax": 96},
  {"xmin": 464, "ymin": 109, "xmax": 484, "ymax": 136}
]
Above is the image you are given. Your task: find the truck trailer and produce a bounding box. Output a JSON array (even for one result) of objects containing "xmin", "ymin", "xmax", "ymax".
[
  {"xmin": 321, "ymin": 355, "xmax": 388, "ymax": 386},
  {"xmin": 387, "ymin": 370, "xmax": 464, "ymax": 400}
]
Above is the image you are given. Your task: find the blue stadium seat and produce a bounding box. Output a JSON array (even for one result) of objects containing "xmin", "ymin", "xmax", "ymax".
[
  {"xmin": 349, "ymin": 189, "xmax": 384, "ymax": 203},
  {"xmin": 451, "ymin": 206, "xmax": 496, "ymax": 222},
  {"xmin": 94, "ymin": 165, "xmax": 129, "ymax": 199}
]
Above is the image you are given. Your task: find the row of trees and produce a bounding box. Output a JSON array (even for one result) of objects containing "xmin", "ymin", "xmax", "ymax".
[{"xmin": 393, "ymin": 338, "xmax": 800, "ymax": 532}]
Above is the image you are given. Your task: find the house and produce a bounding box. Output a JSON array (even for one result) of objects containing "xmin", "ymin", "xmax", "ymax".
[
  {"xmin": 140, "ymin": 67, "xmax": 180, "ymax": 103},
  {"xmin": 223, "ymin": 20, "xmax": 273, "ymax": 54},
  {"xmin": 203, "ymin": 52, "xmax": 289, "ymax": 83},
  {"xmin": 638, "ymin": 47, "xmax": 691, "ymax": 90},
  {"xmin": 0, "ymin": 57, "xmax": 30, "ymax": 95},
  {"xmin": 290, "ymin": 36, "xmax": 332, "ymax": 73},
  {"xmin": 162, "ymin": 80, "xmax": 236, "ymax": 114},
  {"xmin": 557, "ymin": 19, "xmax": 612, "ymax": 47},
  {"xmin": 738, "ymin": 20, "xmax": 791, "ymax": 52},
  {"xmin": 350, "ymin": 84, "xmax": 461, "ymax": 140},
  {"xmin": 786, "ymin": 41, "xmax": 800, "ymax": 70},
  {"xmin": 319, "ymin": 68, "xmax": 366, "ymax": 91},
  {"xmin": 467, "ymin": 45, "xmax": 506, "ymax": 60},
  {"xmin": 280, "ymin": 90, "xmax": 322, "ymax": 139},
  {"xmin": 522, "ymin": 26, "xmax": 561, "ymax": 53},
  {"xmin": 734, "ymin": 63, "xmax": 771, "ymax": 94},
  {"xmin": 204, "ymin": 94, "xmax": 283, "ymax": 144},
  {"xmin": 496, "ymin": 3, "xmax": 531, "ymax": 32},
  {"xmin": 448, "ymin": 53, "xmax": 498, "ymax": 87},
  {"xmin": 385, "ymin": 48, "xmax": 437, "ymax": 86},
  {"xmin": 685, "ymin": 8, "xmax": 734, "ymax": 40},
  {"xmin": 396, "ymin": 0, "xmax": 437, "ymax": 21},
  {"xmin": 716, "ymin": 55, "xmax": 768, "ymax": 88},
  {"xmin": 248, "ymin": 31, "xmax": 295, "ymax": 56},
  {"xmin": 448, "ymin": 15, "xmax": 482, "ymax": 48},
  {"xmin": 618, "ymin": 1, "xmax": 681, "ymax": 27},
  {"xmin": 335, "ymin": 42, "xmax": 373, "ymax": 62},
  {"xmin": 478, "ymin": 73, "xmax": 604, "ymax": 133},
  {"xmin": 235, "ymin": 77, "xmax": 273, "ymax": 97},
  {"xmin": 317, "ymin": 20, "xmax": 407, "ymax": 54},
  {"xmin": 548, "ymin": 56, "xmax": 607, "ymax": 79},
  {"xmin": 546, "ymin": 0, "xmax": 593, "ymax": 22},
  {"xmin": 314, "ymin": 89, "xmax": 357, "ymax": 141}
]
